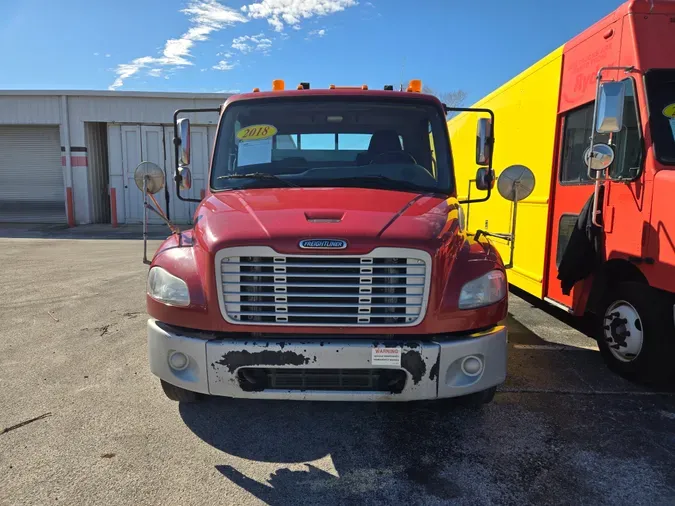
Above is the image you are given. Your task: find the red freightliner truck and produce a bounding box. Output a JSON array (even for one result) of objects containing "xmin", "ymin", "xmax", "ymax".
[{"xmin": 135, "ymin": 79, "xmax": 530, "ymax": 405}]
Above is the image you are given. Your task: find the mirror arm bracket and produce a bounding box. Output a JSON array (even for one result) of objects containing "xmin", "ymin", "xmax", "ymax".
[
  {"xmin": 447, "ymin": 106, "xmax": 496, "ymax": 205},
  {"xmin": 458, "ymin": 185, "xmax": 491, "ymax": 205}
]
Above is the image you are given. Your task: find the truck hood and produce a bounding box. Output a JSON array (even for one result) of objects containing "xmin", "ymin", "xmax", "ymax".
[{"xmin": 194, "ymin": 187, "xmax": 459, "ymax": 254}]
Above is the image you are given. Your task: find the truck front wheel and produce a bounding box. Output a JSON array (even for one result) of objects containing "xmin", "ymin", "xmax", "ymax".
[
  {"xmin": 597, "ymin": 282, "xmax": 674, "ymax": 384},
  {"xmin": 160, "ymin": 380, "xmax": 202, "ymax": 402}
]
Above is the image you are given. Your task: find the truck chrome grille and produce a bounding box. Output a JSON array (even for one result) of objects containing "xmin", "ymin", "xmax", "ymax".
[{"xmin": 216, "ymin": 247, "xmax": 431, "ymax": 327}]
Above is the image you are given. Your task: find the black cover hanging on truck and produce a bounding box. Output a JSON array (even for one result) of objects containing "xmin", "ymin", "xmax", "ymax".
[{"xmin": 557, "ymin": 186, "xmax": 604, "ymax": 295}]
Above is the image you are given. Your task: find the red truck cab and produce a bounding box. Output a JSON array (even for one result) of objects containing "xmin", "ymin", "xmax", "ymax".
[{"xmin": 141, "ymin": 80, "xmax": 512, "ymax": 405}]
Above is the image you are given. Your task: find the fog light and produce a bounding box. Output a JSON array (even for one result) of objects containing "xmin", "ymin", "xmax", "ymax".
[
  {"xmin": 168, "ymin": 351, "xmax": 189, "ymax": 371},
  {"xmin": 461, "ymin": 356, "xmax": 483, "ymax": 376}
]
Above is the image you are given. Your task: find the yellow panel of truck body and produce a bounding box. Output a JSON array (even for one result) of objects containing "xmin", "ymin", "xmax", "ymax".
[{"xmin": 447, "ymin": 46, "xmax": 564, "ymax": 298}]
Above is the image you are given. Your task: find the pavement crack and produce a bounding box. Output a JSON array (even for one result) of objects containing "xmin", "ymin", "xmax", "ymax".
[
  {"xmin": 1, "ymin": 412, "xmax": 52, "ymax": 436},
  {"xmin": 96, "ymin": 324, "xmax": 112, "ymax": 337}
]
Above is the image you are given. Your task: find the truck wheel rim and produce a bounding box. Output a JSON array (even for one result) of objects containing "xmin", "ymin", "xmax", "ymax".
[{"xmin": 603, "ymin": 300, "xmax": 643, "ymax": 363}]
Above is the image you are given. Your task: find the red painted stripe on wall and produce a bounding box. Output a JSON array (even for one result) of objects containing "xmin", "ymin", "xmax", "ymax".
[{"xmin": 61, "ymin": 155, "xmax": 88, "ymax": 168}]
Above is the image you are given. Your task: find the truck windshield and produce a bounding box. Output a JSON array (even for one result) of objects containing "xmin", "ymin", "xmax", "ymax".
[
  {"xmin": 211, "ymin": 98, "xmax": 453, "ymax": 194},
  {"xmin": 646, "ymin": 69, "xmax": 675, "ymax": 165}
]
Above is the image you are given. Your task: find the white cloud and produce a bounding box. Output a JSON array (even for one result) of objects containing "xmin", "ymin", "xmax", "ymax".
[
  {"xmin": 231, "ymin": 33, "xmax": 273, "ymax": 54},
  {"xmin": 109, "ymin": 0, "xmax": 358, "ymax": 89},
  {"xmin": 213, "ymin": 59, "xmax": 237, "ymax": 71},
  {"xmin": 93, "ymin": 52, "xmax": 100, "ymax": 56},
  {"xmin": 308, "ymin": 28, "xmax": 326, "ymax": 37},
  {"xmin": 109, "ymin": 0, "xmax": 247, "ymax": 90},
  {"xmin": 148, "ymin": 68, "xmax": 163, "ymax": 77},
  {"xmin": 105, "ymin": 53, "xmax": 111, "ymax": 58},
  {"xmin": 242, "ymin": 0, "xmax": 357, "ymax": 32}
]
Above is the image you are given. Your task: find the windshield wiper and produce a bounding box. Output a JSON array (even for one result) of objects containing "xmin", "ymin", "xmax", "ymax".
[{"xmin": 216, "ymin": 172, "xmax": 297, "ymax": 187}]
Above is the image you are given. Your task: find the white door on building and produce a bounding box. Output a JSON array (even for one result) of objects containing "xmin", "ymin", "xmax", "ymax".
[
  {"xmin": 119, "ymin": 124, "xmax": 211, "ymax": 225},
  {"xmin": 121, "ymin": 125, "xmax": 143, "ymax": 223},
  {"xmin": 0, "ymin": 125, "xmax": 65, "ymax": 223},
  {"xmin": 141, "ymin": 125, "xmax": 169, "ymax": 223}
]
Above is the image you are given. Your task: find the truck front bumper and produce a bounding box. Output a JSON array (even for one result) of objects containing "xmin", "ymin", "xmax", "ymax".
[{"xmin": 147, "ymin": 319, "xmax": 507, "ymax": 402}]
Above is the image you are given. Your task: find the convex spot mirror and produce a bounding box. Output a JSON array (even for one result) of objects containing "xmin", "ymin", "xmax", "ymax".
[
  {"xmin": 475, "ymin": 117, "xmax": 493, "ymax": 166},
  {"xmin": 497, "ymin": 165, "xmax": 535, "ymax": 202},
  {"xmin": 596, "ymin": 81, "xmax": 625, "ymax": 133},
  {"xmin": 133, "ymin": 161, "xmax": 165, "ymax": 195},
  {"xmin": 475, "ymin": 167, "xmax": 495, "ymax": 191},
  {"xmin": 178, "ymin": 166, "xmax": 192, "ymax": 190},
  {"xmin": 177, "ymin": 118, "xmax": 191, "ymax": 166},
  {"xmin": 584, "ymin": 143, "xmax": 615, "ymax": 171}
]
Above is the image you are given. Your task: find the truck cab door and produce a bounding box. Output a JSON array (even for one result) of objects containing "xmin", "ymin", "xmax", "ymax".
[{"xmin": 545, "ymin": 79, "xmax": 644, "ymax": 310}]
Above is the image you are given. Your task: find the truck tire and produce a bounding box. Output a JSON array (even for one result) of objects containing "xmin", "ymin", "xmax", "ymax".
[
  {"xmin": 456, "ymin": 386, "xmax": 496, "ymax": 407},
  {"xmin": 596, "ymin": 282, "xmax": 674, "ymax": 384},
  {"xmin": 160, "ymin": 379, "xmax": 202, "ymax": 402}
]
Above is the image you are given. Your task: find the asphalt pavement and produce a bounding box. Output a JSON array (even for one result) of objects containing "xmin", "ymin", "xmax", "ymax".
[{"xmin": 1, "ymin": 229, "xmax": 674, "ymax": 506}]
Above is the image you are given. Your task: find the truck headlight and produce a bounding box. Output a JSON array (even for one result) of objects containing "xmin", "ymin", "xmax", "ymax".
[
  {"xmin": 458, "ymin": 270, "xmax": 506, "ymax": 309},
  {"xmin": 147, "ymin": 267, "xmax": 190, "ymax": 307}
]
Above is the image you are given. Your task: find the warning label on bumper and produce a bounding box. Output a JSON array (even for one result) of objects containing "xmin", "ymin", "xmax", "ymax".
[{"xmin": 372, "ymin": 346, "xmax": 402, "ymax": 367}]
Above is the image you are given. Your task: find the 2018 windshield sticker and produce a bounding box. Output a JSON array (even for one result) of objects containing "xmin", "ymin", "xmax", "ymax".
[
  {"xmin": 662, "ymin": 104, "xmax": 675, "ymax": 119},
  {"xmin": 236, "ymin": 124, "xmax": 277, "ymax": 141}
]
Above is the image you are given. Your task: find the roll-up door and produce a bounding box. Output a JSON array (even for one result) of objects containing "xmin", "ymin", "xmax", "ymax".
[{"xmin": 0, "ymin": 126, "xmax": 65, "ymax": 223}]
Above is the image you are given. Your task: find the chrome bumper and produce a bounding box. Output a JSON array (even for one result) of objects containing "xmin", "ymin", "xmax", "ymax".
[{"xmin": 147, "ymin": 319, "xmax": 507, "ymax": 402}]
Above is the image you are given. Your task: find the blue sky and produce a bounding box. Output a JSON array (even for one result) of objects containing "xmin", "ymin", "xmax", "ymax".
[{"xmin": 1, "ymin": 0, "xmax": 627, "ymax": 105}]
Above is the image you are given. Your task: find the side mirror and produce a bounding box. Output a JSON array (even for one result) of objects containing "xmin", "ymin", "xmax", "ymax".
[
  {"xmin": 596, "ymin": 81, "xmax": 625, "ymax": 133},
  {"xmin": 475, "ymin": 167, "xmax": 495, "ymax": 191},
  {"xmin": 178, "ymin": 166, "xmax": 192, "ymax": 190},
  {"xmin": 497, "ymin": 165, "xmax": 536, "ymax": 202},
  {"xmin": 475, "ymin": 118, "xmax": 493, "ymax": 166},
  {"xmin": 584, "ymin": 143, "xmax": 615, "ymax": 170},
  {"xmin": 133, "ymin": 161, "xmax": 165, "ymax": 194},
  {"xmin": 177, "ymin": 118, "xmax": 191, "ymax": 166}
]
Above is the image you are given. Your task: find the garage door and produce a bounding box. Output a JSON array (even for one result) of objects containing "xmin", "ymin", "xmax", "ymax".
[{"xmin": 0, "ymin": 126, "xmax": 65, "ymax": 223}]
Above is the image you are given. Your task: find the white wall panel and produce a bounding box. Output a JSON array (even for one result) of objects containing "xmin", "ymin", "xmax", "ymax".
[
  {"xmin": 68, "ymin": 96, "xmax": 223, "ymax": 146},
  {"xmin": 0, "ymin": 96, "xmax": 61, "ymax": 125}
]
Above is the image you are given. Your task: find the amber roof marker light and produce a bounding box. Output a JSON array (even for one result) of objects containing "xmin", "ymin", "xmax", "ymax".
[
  {"xmin": 407, "ymin": 79, "xmax": 422, "ymax": 93},
  {"xmin": 272, "ymin": 79, "xmax": 285, "ymax": 91}
]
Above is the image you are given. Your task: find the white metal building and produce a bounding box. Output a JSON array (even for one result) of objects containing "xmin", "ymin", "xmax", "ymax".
[{"xmin": 0, "ymin": 90, "xmax": 231, "ymax": 225}]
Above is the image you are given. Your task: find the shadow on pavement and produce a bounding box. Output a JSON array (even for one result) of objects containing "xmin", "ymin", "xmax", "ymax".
[
  {"xmin": 181, "ymin": 398, "xmax": 485, "ymax": 504},
  {"xmin": 179, "ymin": 390, "xmax": 675, "ymax": 505}
]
